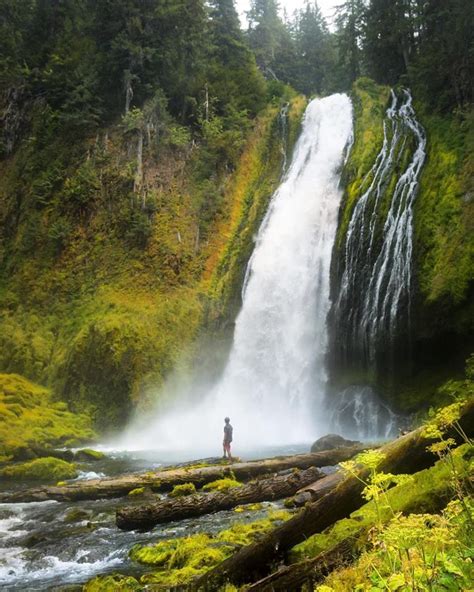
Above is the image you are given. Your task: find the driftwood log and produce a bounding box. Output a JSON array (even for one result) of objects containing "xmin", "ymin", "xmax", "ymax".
[
  {"xmin": 195, "ymin": 401, "xmax": 474, "ymax": 590},
  {"xmin": 116, "ymin": 466, "xmax": 323, "ymax": 530},
  {"xmin": 0, "ymin": 447, "xmax": 366, "ymax": 503}
]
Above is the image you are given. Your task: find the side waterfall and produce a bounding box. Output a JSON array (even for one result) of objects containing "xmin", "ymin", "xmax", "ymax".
[
  {"xmin": 121, "ymin": 94, "xmax": 353, "ymax": 453},
  {"xmin": 328, "ymin": 89, "xmax": 426, "ymax": 439},
  {"xmin": 334, "ymin": 89, "xmax": 426, "ymax": 373}
]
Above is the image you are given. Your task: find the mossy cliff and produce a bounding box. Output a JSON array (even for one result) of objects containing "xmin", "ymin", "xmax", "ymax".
[
  {"xmin": 0, "ymin": 93, "xmax": 306, "ymax": 430},
  {"xmin": 0, "ymin": 373, "xmax": 94, "ymax": 462},
  {"xmin": 330, "ymin": 78, "xmax": 473, "ymax": 411}
]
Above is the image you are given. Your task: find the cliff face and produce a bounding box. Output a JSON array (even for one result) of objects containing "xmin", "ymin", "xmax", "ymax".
[
  {"xmin": 329, "ymin": 78, "xmax": 474, "ymax": 412},
  {"xmin": 0, "ymin": 93, "xmax": 306, "ymax": 429}
]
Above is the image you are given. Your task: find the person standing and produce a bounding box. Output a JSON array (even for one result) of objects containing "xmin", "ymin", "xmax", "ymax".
[{"xmin": 223, "ymin": 417, "xmax": 233, "ymax": 461}]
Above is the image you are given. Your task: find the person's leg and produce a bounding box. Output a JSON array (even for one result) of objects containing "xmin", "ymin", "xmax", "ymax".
[{"xmin": 222, "ymin": 442, "xmax": 227, "ymax": 458}]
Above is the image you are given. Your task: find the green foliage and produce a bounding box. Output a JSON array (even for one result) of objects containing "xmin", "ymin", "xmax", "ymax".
[
  {"xmin": 169, "ymin": 482, "xmax": 197, "ymax": 498},
  {"xmin": 0, "ymin": 373, "xmax": 95, "ymax": 461},
  {"xmin": 0, "ymin": 456, "xmax": 78, "ymax": 481},
  {"xmin": 202, "ymin": 477, "xmax": 242, "ymax": 492},
  {"xmin": 316, "ymin": 498, "xmax": 474, "ymax": 592},
  {"xmin": 292, "ymin": 443, "xmax": 472, "ymax": 562}
]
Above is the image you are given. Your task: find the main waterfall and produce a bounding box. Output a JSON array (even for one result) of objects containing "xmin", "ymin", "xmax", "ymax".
[{"xmin": 121, "ymin": 94, "xmax": 353, "ymax": 454}]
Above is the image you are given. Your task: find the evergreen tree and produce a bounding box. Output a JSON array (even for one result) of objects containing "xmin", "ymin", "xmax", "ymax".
[
  {"xmin": 247, "ymin": 0, "xmax": 286, "ymax": 78},
  {"xmin": 334, "ymin": 0, "xmax": 365, "ymax": 88},
  {"xmin": 207, "ymin": 0, "xmax": 266, "ymax": 116},
  {"xmin": 363, "ymin": 0, "xmax": 414, "ymax": 84},
  {"xmin": 293, "ymin": 1, "xmax": 335, "ymax": 95}
]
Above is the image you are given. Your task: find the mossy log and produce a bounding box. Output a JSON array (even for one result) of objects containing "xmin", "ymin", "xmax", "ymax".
[
  {"xmin": 0, "ymin": 447, "xmax": 366, "ymax": 503},
  {"xmin": 116, "ymin": 466, "xmax": 323, "ymax": 531},
  {"xmin": 195, "ymin": 401, "xmax": 474, "ymax": 589},
  {"xmin": 243, "ymin": 537, "xmax": 359, "ymax": 592}
]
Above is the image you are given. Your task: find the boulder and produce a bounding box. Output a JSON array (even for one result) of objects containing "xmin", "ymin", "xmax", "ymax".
[{"xmin": 310, "ymin": 434, "xmax": 361, "ymax": 453}]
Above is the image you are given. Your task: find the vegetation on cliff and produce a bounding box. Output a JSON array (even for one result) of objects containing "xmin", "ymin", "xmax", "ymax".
[{"xmin": 0, "ymin": 373, "xmax": 94, "ymax": 462}]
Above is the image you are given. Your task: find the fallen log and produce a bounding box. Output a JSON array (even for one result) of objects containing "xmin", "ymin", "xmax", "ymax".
[
  {"xmin": 243, "ymin": 537, "xmax": 359, "ymax": 592},
  {"xmin": 292, "ymin": 470, "xmax": 345, "ymax": 507},
  {"xmin": 0, "ymin": 446, "xmax": 366, "ymax": 503},
  {"xmin": 116, "ymin": 466, "xmax": 323, "ymax": 530},
  {"xmin": 195, "ymin": 401, "xmax": 474, "ymax": 589}
]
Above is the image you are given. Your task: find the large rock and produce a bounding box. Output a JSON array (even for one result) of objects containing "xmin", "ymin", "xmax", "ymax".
[{"xmin": 310, "ymin": 434, "xmax": 361, "ymax": 453}]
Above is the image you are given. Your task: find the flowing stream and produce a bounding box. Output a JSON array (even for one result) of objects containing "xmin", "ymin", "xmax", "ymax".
[{"xmin": 120, "ymin": 93, "xmax": 354, "ymax": 454}]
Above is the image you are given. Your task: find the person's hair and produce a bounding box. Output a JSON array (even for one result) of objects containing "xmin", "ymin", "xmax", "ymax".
[{"xmin": 224, "ymin": 417, "xmax": 230, "ymax": 423}]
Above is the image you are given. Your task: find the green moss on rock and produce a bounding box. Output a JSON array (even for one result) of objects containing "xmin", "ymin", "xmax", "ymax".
[
  {"xmin": 74, "ymin": 448, "xmax": 105, "ymax": 461},
  {"xmin": 169, "ymin": 482, "xmax": 197, "ymax": 498},
  {"xmin": 0, "ymin": 456, "xmax": 78, "ymax": 481},
  {"xmin": 83, "ymin": 574, "xmax": 142, "ymax": 592}
]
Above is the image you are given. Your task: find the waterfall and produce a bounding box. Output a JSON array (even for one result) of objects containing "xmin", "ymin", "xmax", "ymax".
[
  {"xmin": 333, "ymin": 89, "xmax": 426, "ymax": 373},
  {"xmin": 120, "ymin": 94, "xmax": 353, "ymax": 454}
]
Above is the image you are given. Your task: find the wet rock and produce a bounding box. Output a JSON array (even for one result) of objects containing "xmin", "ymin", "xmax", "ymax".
[
  {"xmin": 74, "ymin": 449, "xmax": 106, "ymax": 462},
  {"xmin": 21, "ymin": 532, "xmax": 48, "ymax": 548},
  {"xmin": 310, "ymin": 434, "xmax": 361, "ymax": 453},
  {"xmin": 64, "ymin": 508, "xmax": 93, "ymax": 523}
]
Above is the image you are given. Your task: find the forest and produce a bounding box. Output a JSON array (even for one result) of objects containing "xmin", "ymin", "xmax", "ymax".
[{"xmin": 0, "ymin": 0, "xmax": 473, "ymax": 590}]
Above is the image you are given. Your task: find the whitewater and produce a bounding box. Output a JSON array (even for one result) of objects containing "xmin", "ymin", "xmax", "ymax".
[{"xmin": 119, "ymin": 94, "xmax": 353, "ymax": 456}]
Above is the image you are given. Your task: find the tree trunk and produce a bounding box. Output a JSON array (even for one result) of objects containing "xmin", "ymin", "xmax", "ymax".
[
  {"xmin": 292, "ymin": 470, "xmax": 345, "ymax": 507},
  {"xmin": 116, "ymin": 467, "xmax": 323, "ymax": 531},
  {"xmin": 242, "ymin": 537, "xmax": 359, "ymax": 592},
  {"xmin": 195, "ymin": 402, "xmax": 474, "ymax": 589},
  {"xmin": 0, "ymin": 447, "xmax": 366, "ymax": 504}
]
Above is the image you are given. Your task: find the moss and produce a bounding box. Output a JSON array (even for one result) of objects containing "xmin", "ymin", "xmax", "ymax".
[
  {"xmin": 414, "ymin": 107, "xmax": 474, "ymax": 314},
  {"xmin": 202, "ymin": 478, "xmax": 243, "ymax": 492},
  {"xmin": 0, "ymin": 456, "xmax": 78, "ymax": 481},
  {"xmin": 129, "ymin": 509, "xmax": 291, "ymax": 587},
  {"xmin": 0, "ymin": 373, "xmax": 95, "ymax": 461},
  {"xmin": 336, "ymin": 78, "xmax": 391, "ymax": 249},
  {"xmin": 83, "ymin": 574, "xmax": 142, "ymax": 592},
  {"xmin": 290, "ymin": 444, "xmax": 472, "ymax": 562},
  {"xmin": 234, "ymin": 502, "xmax": 263, "ymax": 512},
  {"xmin": 74, "ymin": 448, "xmax": 105, "ymax": 461},
  {"xmin": 128, "ymin": 487, "xmax": 146, "ymax": 497},
  {"xmin": 168, "ymin": 482, "xmax": 197, "ymax": 498}
]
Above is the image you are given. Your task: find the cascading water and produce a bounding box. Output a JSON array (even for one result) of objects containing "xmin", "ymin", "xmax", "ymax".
[
  {"xmin": 328, "ymin": 89, "xmax": 426, "ymax": 439},
  {"xmin": 121, "ymin": 94, "xmax": 353, "ymax": 454},
  {"xmin": 334, "ymin": 89, "xmax": 426, "ymax": 369}
]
